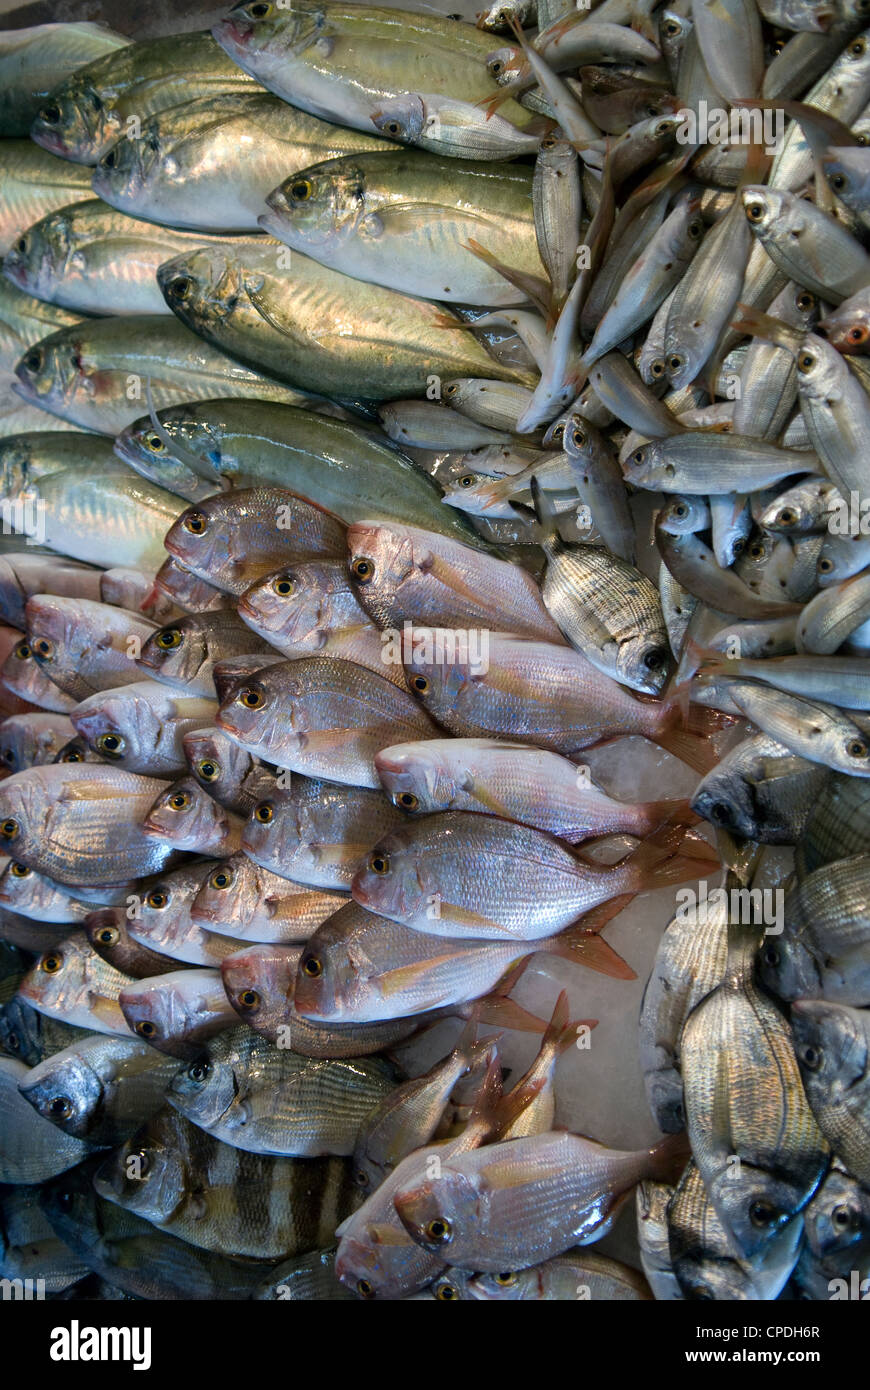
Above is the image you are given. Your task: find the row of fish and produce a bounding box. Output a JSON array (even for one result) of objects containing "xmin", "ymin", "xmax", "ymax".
[{"xmin": 0, "ymin": 0, "xmax": 868, "ymax": 1301}]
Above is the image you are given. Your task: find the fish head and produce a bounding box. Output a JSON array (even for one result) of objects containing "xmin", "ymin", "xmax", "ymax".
[
  {"xmin": 403, "ymin": 641, "xmax": 471, "ymax": 726},
  {"xmin": 119, "ymin": 975, "xmax": 189, "ymax": 1050},
  {"xmin": 804, "ymin": 1164, "xmax": 870, "ymax": 1260},
  {"xmin": 334, "ymin": 1225, "xmax": 431, "ymax": 1300},
  {"xmin": 292, "ymin": 933, "xmax": 353, "ymax": 1020},
  {"xmin": 25, "ymin": 593, "xmax": 87, "ymax": 676},
  {"xmin": 263, "ymin": 159, "xmax": 372, "ymax": 253},
  {"xmin": 613, "ymin": 628, "xmax": 672, "ymax": 697},
  {"xmin": 114, "ymin": 408, "xmax": 222, "ymax": 502},
  {"xmin": 143, "ymin": 778, "xmax": 218, "ymax": 850},
  {"xmin": 241, "ymin": 780, "xmax": 297, "ymax": 866},
  {"xmin": 94, "ymin": 1128, "xmax": 186, "ymax": 1226},
  {"xmin": 164, "ymin": 495, "xmax": 236, "ymax": 585},
  {"xmin": 30, "ymin": 80, "xmax": 119, "ymax": 162},
  {"xmin": 0, "ymin": 768, "xmax": 56, "ymax": 865},
  {"xmin": 184, "ymin": 726, "xmax": 251, "ymax": 800},
  {"xmin": 85, "ymin": 905, "xmax": 131, "ymax": 961},
  {"xmin": 690, "ymin": 767, "xmax": 761, "ymax": 840},
  {"xmin": 72, "ymin": 684, "xmax": 163, "ymax": 771},
  {"xmin": 213, "ymin": 2, "xmax": 325, "ymax": 77},
  {"xmin": 393, "ymin": 1165, "xmax": 481, "ymax": 1257},
  {"xmin": 4, "ymin": 215, "xmax": 64, "ymax": 301},
  {"xmin": 0, "ymin": 997, "xmax": 44, "ymax": 1067},
  {"xmin": 347, "ymin": 522, "xmax": 416, "ymax": 626},
  {"xmin": 741, "ymin": 186, "xmax": 784, "ymax": 243},
  {"xmin": 374, "ymin": 744, "xmax": 456, "ymax": 814},
  {"xmin": 756, "ymin": 931, "xmax": 818, "ymax": 1002},
  {"xmin": 157, "ymin": 247, "xmax": 246, "ymax": 335},
  {"xmin": 191, "ymin": 855, "xmax": 247, "ymax": 928},
  {"xmin": 793, "ymin": 330, "xmax": 851, "ymax": 403},
  {"xmin": 818, "ymin": 302, "xmax": 870, "ymax": 354},
  {"xmin": 221, "ymin": 943, "xmax": 301, "ymax": 1037},
  {"xmin": 13, "ymin": 332, "xmax": 80, "ymax": 418},
  {"xmin": 18, "ymin": 1049, "xmax": 103, "ymax": 1140},
  {"xmin": 0, "ymin": 436, "xmax": 43, "ymax": 503},
  {"xmin": 370, "ymin": 97, "xmax": 424, "ymax": 145},
  {"xmin": 19, "ymin": 936, "xmax": 89, "ymax": 1016},
  {"xmin": 91, "ymin": 123, "xmax": 164, "ymax": 213},
  {"xmin": 673, "ymin": 1214, "xmax": 802, "ymax": 1302},
  {"xmin": 467, "ymin": 1269, "xmax": 537, "ymax": 1300},
  {"xmin": 440, "ymin": 471, "xmax": 503, "ymax": 515},
  {"xmin": 484, "ymin": 44, "xmax": 523, "ymax": 86},
  {"xmin": 217, "ymin": 668, "xmax": 290, "ymax": 759},
  {"xmin": 168, "ymin": 1047, "xmax": 235, "ymax": 1129},
  {"xmin": 238, "ymin": 563, "xmax": 335, "ymax": 653},
  {"xmin": 351, "ymin": 827, "xmax": 427, "ymax": 925},
  {"xmin": 0, "ymin": 858, "xmax": 45, "ymax": 911},
  {"xmin": 135, "ymin": 865, "xmax": 205, "ymax": 948},
  {"xmin": 137, "ymin": 618, "xmax": 208, "ymax": 689},
  {"xmin": 623, "ymin": 440, "xmax": 666, "ymax": 491},
  {"xmin": 55, "ymin": 735, "xmax": 97, "ymax": 764},
  {"xmin": 709, "ymin": 1163, "xmax": 806, "ymax": 1262},
  {"xmin": 0, "ymin": 716, "xmax": 35, "ymax": 773},
  {"xmin": 792, "ymin": 998, "xmax": 866, "ymax": 1094}
]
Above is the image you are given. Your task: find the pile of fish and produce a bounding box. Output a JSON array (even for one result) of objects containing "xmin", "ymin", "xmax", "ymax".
[{"xmin": 0, "ymin": 0, "xmax": 868, "ymax": 1303}]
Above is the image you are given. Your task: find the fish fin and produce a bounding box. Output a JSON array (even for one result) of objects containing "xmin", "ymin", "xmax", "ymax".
[
  {"xmin": 431, "ymin": 310, "xmax": 471, "ymax": 330},
  {"xmin": 540, "ymin": 918, "xmax": 637, "ymax": 980},
  {"xmin": 648, "ymin": 1131, "xmax": 692, "ymax": 1185},
  {"xmin": 617, "ymin": 823, "xmax": 720, "ymax": 895},
  {"xmin": 541, "ymin": 988, "xmax": 597, "ymax": 1056},
  {"xmin": 730, "ymin": 302, "xmax": 800, "ymax": 354},
  {"xmin": 652, "ymin": 696, "xmax": 734, "ymax": 774},
  {"xmin": 378, "ymin": 954, "xmax": 467, "ymax": 999},
  {"xmin": 458, "ymin": 773, "xmax": 516, "ymax": 821},
  {"xmin": 365, "ymin": 1222, "xmax": 411, "ymax": 1247},
  {"xmin": 463, "ymin": 239, "xmax": 551, "ymax": 316}
]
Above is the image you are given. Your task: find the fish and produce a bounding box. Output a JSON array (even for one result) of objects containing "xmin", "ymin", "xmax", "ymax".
[
  {"xmin": 0, "ymin": 141, "xmax": 93, "ymax": 256},
  {"xmin": 31, "ymin": 30, "xmax": 260, "ymax": 165},
  {"xmin": 351, "ymin": 811, "xmax": 716, "ymax": 941},
  {"xmin": 84, "ymin": 906, "xmax": 193, "ymax": 980},
  {"xmin": 0, "ymin": 860, "xmax": 119, "ymax": 924},
  {"xmin": 241, "ymin": 773, "xmax": 405, "ymax": 891},
  {"xmin": 760, "ymin": 853, "xmax": 870, "ymax": 1004},
  {"xmin": 216, "ymin": 656, "xmax": 441, "ymax": 789},
  {"xmin": 346, "ymin": 519, "xmax": 561, "ymax": 640},
  {"xmin": 0, "ymin": 712, "xmax": 75, "ymax": 771},
  {"xmin": 392, "ymin": 1128, "xmax": 688, "ymax": 1272},
  {"xmin": 191, "ymin": 852, "xmax": 345, "ymax": 943},
  {"xmin": 797, "ymin": 771, "xmax": 870, "ymax": 875},
  {"xmin": 0, "ymin": 763, "xmax": 177, "ymax": 885},
  {"xmin": 167, "ymin": 1027, "xmax": 397, "ymax": 1157},
  {"xmin": 681, "ymin": 922, "xmax": 830, "ymax": 1260},
  {"xmin": 94, "ymin": 1105, "xmax": 356, "ymax": 1259},
  {"xmin": 118, "ymin": 967, "xmax": 240, "ymax": 1059},
  {"xmin": 0, "ymin": 995, "xmax": 91, "ymax": 1069},
  {"xmin": 374, "ymin": 737, "xmax": 693, "ymax": 841},
  {"xmin": 92, "ymin": 92, "xmax": 392, "ymax": 233},
  {"xmin": 183, "ymin": 726, "xmax": 267, "ymax": 816},
  {"xmin": 468, "ymin": 1250, "xmax": 653, "ymax": 1300},
  {"xmin": 0, "ymin": 280, "xmax": 82, "ymax": 376},
  {"xmin": 792, "ymin": 999, "xmax": 870, "ymax": 1183},
  {"xmin": 690, "ymin": 731, "xmax": 829, "ymax": 842},
  {"xmin": 18, "ymin": 1033, "xmax": 179, "ymax": 1145},
  {"xmin": 371, "ymin": 92, "xmax": 542, "ymax": 159},
  {"xmin": 0, "ymin": 549, "xmax": 104, "ymax": 630},
  {"xmin": 636, "ymin": 1179, "xmax": 683, "ymax": 1301},
  {"xmin": 237, "ymin": 559, "xmax": 379, "ymax": 659},
  {"xmin": 124, "ymin": 862, "xmax": 240, "ymax": 967},
  {"xmin": 262, "ymin": 150, "xmax": 544, "ymax": 306},
  {"xmin": 157, "ymin": 240, "xmax": 536, "ymax": 400},
  {"xmin": 0, "ymin": 22, "xmax": 129, "ymax": 138},
  {"xmin": 13, "ymin": 314, "xmax": 309, "ymax": 435},
  {"xmin": 24, "ymin": 595, "xmax": 158, "ymax": 701},
  {"xmin": 143, "ymin": 779, "xmax": 247, "ymax": 858},
  {"xmin": 71, "ymin": 680, "xmax": 218, "ymax": 777},
  {"xmin": 18, "ymin": 930, "xmax": 135, "ymax": 1037},
  {"xmin": 137, "ymin": 611, "xmax": 274, "ymax": 697},
  {"xmin": 0, "ymin": 1055, "xmax": 92, "ymax": 1182}
]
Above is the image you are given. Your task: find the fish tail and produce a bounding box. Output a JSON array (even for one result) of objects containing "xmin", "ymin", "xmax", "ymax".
[
  {"xmin": 647, "ymin": 1130, "xmax": 692, "ymax": 1185},
  {"xmin": 470, "ymin": 956, "xmax": 548, "ymax": 1034},
  {"xmin": 618, "ymin": 823, "xmax": 720, "ymax": 896},
  {"xmin": 731, "ymin": 302, "xmax": 799, "ymax": 354},
  {"xmin": 638, "ymin": 796, "xmax": 701, "ymax": 833},
  {"xmin": 541, "ymin": 898, "xmax": 637, "ymax": 980},
  {"xmin": 652, "ymin": 694, "xmax": 734, "ymax": 774},
  {"xmin": 541, "ymin": 987, "xmax": 597, "ymax": 1055}
]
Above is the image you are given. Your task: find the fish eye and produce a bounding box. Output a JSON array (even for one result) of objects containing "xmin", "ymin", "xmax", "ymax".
[
  {"xmin": 209, "ymin": 868, "xmax": 233, "ymax": 890},
  {"xmin": 663, "ymin": 17, "xmax": 681, "ymax": 34},
  {"xmin": 187, "ymin": 1060, "xmax": 210, "ymax": 1083},
  {"xmin": 458, "ymin": 474, "xmax": 476, "ymax": 488},
  {"xmin": 354, "ymin": 1169, "xmax": 369, "ymax": 1187},
  {"xmin": 144, "ymin": 431, "xmax": 166, "ymax": 453},
  {"xmin": 10, "ymin": 862, "xmax": 30, "ymax": 877},
  {"xmin": 550, "ymin": 423, "xmax": 565, "ymax": 441},
  {"xmin": 796, "ymin": 292, "xmax": 815, "ymax": 312},
  {"xmin": 102, "ymin": 147, "xmax": 119, "ymax": 170},
  {"xmin": 132, "ymin": 1149, "xmax": 151, "ymax": 1177},
  {"xmin": 96, "ymin": 926, "xmax": 119, "ymax": 946},
  {"xmin": 777, "ymin": 508, "xmax": 798, "ymax": 526},
  {"xmin": 135, "ymin": 1020, "xmax": 158, "ymax": 1039},
  {"xmin": 182, "ymin": 511, "xmax": 207, "ymax": 535},
  {"xmin": 749, "ymin": 1200, "xmax": 777, "ymax": 1228},
  {"xmin": 384, "ymin": 120, "xmax": 402, "ymax": 135},
  {"xmin": 654, "ymin": 119, "xmax": 673, "ymax": 136},
  {"xmin": 5, "ymin": 1032, "xmax": 19, "ymax": 1052},
  {"xmin": 443, "ymin": 383, "xmax": 458, "ymax": 397},
  {"xmin": 673, "ymin": 503, "xmax": 688, "ymax": 518},
  {"xmin": 650, "ymin": 358, "xmax": 665, "ymax": 378},
  {"xmin": 289, "ymin": 178, "xmax": 313, "ymax": 202},
  {"xmin": 272, "ymin": 576, "xmax": 295, "ymax": 596},
  {"xmin": 762, "ymin": 944, "xmax": 779, "ymax": 966},
  {"xmin": 14, "ymin": 234, "xmax": 28, "ymax": 255},
  {"xmin": 831, "ymin": 1203, "xmax": 854, "ymax": 1231},
  {"xmin": 0, "ymin": 819, "xmax": 19, "ymax": 840},
  {"xmin": 167, "ymin": 790, "xmax": 191, "ymax": 811},
  {"xmin": 797, "ymin": 352, "xmax": 816, "ymax": 373},
  {"xmin": 799, "ymin": 1042, "xmax": 823, "ymax": 1069},
  {"xmin": 643, "ymin": 647, "xmax": 667, "ymax": 671},
  {"xmin": 40, "ymin": 102, "xmax": 62, "ymax": 124},
  {"xmin": 412, "ymin": 674, "xmax": 429, "ymax": 694},
  {"xmin": 146, "ymin": 889, "xmax": 170, "ymax": 910},
  {"xmin": 708, "ymin": 802, "xmax": 732, "ymax": 825},
  {"xmin": 48, "ymin": 1095, "xmax": 73, "ymax": 1119},
  {"xmin": 745, "ymin": 201, "xmax": 766, "ymax": 223},
  {"xmin": 13, "ymin": 640, "xmax": 31, "ymax": 660},
  {"xmin": 197, "ymin": 759, "xmax": 219, "ymax": 781},
  {"xmin": 22, "ymin": 347, "xmax": 44, "ymax": 373},
  {"xmin": 425, "ymin": 1217, "xmax": 452, "ymax": 1243},
  {"xmin": 687, "ymin": 1283, "xmax": 715, "ymax": 1300},
  {"xmin": 435, "ymin": 1281, "xmax": 460, "ymax": 1300},
  {"xmin": 489, "ymin": 58, "xmax": 504, "ymax": 76},
  {"xmin": 96, "ymin": 732, "xmax": 125, "ymax": 756},
  {"xmin": 369, "ymin": 853, "xmax": 390, "ymax": 876},
  {"xmin": 396, "ymin": 791, "xmax": 419, "ymax": 810},
  {"xmin": 41, "ymin": 952, "xmax": 63, "ymax": 974},
  {"xmin": 687, "ymin": 219, "xmax": 703, "ymax": 239},
  {"xmin": 168, "ymin": 275, "xmax": 194, "ymax": 302},
  {"xmin": 156, "ymin": 628, "xmax": 183, "ymax": 650},
  {"xmin": 238, "ymin": 687, "xmax": 266, "ymax": 710},
  {"xmin": 254, "ymin": 802, "xmax": 274, "ymax": 824},
  {"xmin": 351, "ymin": 556, "xmax": 374, "ymax": 581},
  {"xmin": 830, "ymin": 172, "xmax": 847, "ymax": 192},
  {"xmin": 849, "ymin": 326, "xmax": 867, "ymax": 342},
  {"xmin": 850, "ymin": 36, "xmax": 867, "ymax": 55},
  {"xmin": 818, "ymin": 556, "xmax": 834, "ymax": 573},
  {"xmin": 631, "ymin": 449, "xmax": 645, "ymax": 466},
  {"xmin": 847, "ymin": 738, "xmax": 869, "ymax": 759},
  {"xmin": 247, "ymin": 1, "xmax": 273, "ymax": 16},
  {"xmin": 301, "ymin": 955, "xmax": 322, "ymax": 978},
  {"xmin": 572, "ymin": 428, "xmax": 586, "ymax": 448},
  {"xmin": 494, "ymin": 1272, "xmax": 517, "ymax": 1287},
  {"xmin": 61, "ymin": 747, "xmax": 84, "ymax": 763},
  {"xmin": 32, "ymin": 638, "xmax": 54, "ymax": 660},
  {"xmin": 668, "ymin": 354, "xmax": 683, "ymax": 372},
  {"xmin": 238, "ymin": 988, "xmax": 260, "ymax": 1010},
  {"xmin": 1, "ymin": 748, "xmax": 14, "ymax": 766},
  {"xmin": 356, "ymin": 1279, "xmax": 374, "ymax": 1298}
]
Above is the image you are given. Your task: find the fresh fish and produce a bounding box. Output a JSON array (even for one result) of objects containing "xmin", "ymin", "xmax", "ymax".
[
  {"xmin": 0, "ymin": 280, "xmax": 81, "ymax": 375},
  {"xmin": 118, "ymin": 967, "xmax": 239, "ymax": 1058},
  {"xmin": 760, "ymin": 853, "xmax": 870, "ymax": 1004},
  {"xmin": 792, "ymin": 999, "xmax": 870, "ymax": 1183},
  {"xmin": 168, "ymin": 1027, "xmax": 397, "ymax": 1157},
  {"xmin": 18, "ymin": 930, "xmax": 135, "ymax": 1037},
  {"xmin": 0, "ymin": 995, "xmax": 91, "ymax": 1069},
  {"xmin": 0, "ymin": 712, "xmax": 74, "ymax": 771},
  {"xmin": 124, "ymin": 862, "xmax": 239, "ymax": 967},
  {"xmin": 690, "ymin": 731, "xmax": 827, "ymax": 842},
  {"xmin": 263, "ymin": 151, "xmax": 545, "ymax": 306},
  {"xmin": 798, "ymin": 771, "xmax": 870, "ymax": 874},
  {"xmin": 85, "ymin": 907, "xmax": 192, "ymax": 980},
  {"xmin": 24, "ymin": 595, "xmax": 157, "ymax": 701},
  {"xmin": 191, "ymin": 852, "xmax": 345, "ymax": 943},
  {"xmin": 158, "ymin": 241, "xmax": 535, "ymax": 400},
  {"xmin": 374, "ymin": 738, "xmax": 693, "ymax": 841},
  {"xmin": 0, "ymin": 550, "xmax": 104, "ymax": 630},
  {"xmin": 183, "ymin": 726, "xmax": 264, "ymax": 816},
  {"xmin": 143, "ymin": 779, "xmax": 246, "ymax": 858},
  {"xmin": 18, "ymin": 1034, "xmax": 178, "ymax": 1145},
  {"xmin": 625, "ymin": 434, "xmax": 820, "ymax": 494},
  {"xmin": 137, "ymin": 611, "xmax": 273, "ymax": 697},
  {"xmin": 0, "ymin": 23, "xmax": 129, "ymax": 138},
  {"xmin": 636, "ymin": 1179, "xmax": 683, "ymax": 1301},
  {"xmin": 0, "ymin": 1055, "xmax": 91, "ymax": 1182},
  {"xmin": 71, "ymin": 680, "xmax": 217, "ymax": 777},
  {"xmin": 468, "ymin": 1250, "xmax": 653, "ymax": 1300}
]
